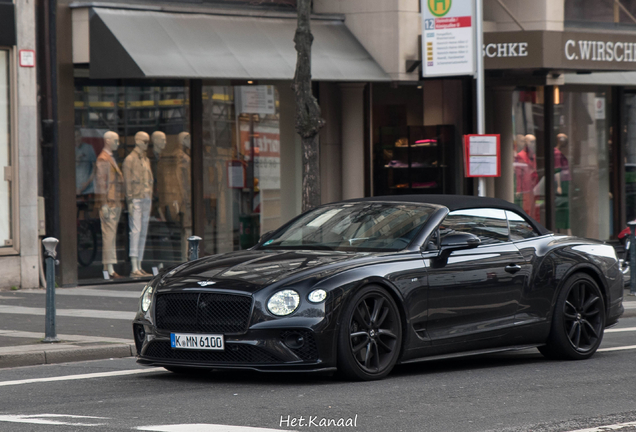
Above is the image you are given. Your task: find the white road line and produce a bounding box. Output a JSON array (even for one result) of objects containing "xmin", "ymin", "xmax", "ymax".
[
  {"xmin": 623, "ymin": 302, "xmax": 636, "ymax": 310},
  {"xmin": 0, "ymin": 368, "xmax": 164, "ymax": 387},
  {"xmin": 566, "ymin": 420, "xmax": 636, "ymax": 432},
  {"xmin": 606, "ymin": 327, "xmax": 636, "ymax": 333},
  {"xmin": 19, "ymin": 288, "xmax": 142, "ymax": 298},
  {"xmin": 137, "ymin": 425, "xmax": 293, "ymax": 432},
  {"xmin": 0, "ymin": 305, "xmax": 136, "ymax": 320},
  {"xmin": 0, "ymin": 330, "xmax": 133, "ymax": 344},
  {"xmin": 598, "ymin": 345, "xmax": 636, "ymax": 352},
  {"xmin": 0, "ymin": 414, "xmax": 107, "ymax": 427}
]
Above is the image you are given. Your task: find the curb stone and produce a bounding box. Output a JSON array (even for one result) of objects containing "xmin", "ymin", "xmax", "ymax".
[{"xmin": 0, "ymin": 343, "xmax": 136, "ymax": 369}]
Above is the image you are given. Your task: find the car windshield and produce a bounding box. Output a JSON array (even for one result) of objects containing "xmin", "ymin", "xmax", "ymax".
[{"xmin": 259, "ymin": 202, "xmax": 435, "ymax": 252}]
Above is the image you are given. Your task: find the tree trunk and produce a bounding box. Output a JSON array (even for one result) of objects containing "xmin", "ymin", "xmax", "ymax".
[{"xmin": 292, "ymin": 0, "xmax": 325, "ymax": 212}]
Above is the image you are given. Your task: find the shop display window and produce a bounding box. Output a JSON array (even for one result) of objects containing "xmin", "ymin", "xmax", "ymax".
[
  {"xmin": 373, "ymin": 125, "xmax": 453, "ymax": 196},
  {"xmin": 624, "ymin": 93, "xmax": 636, "ymax": 225},
  {"xmin": 511, "ymin": 88, "xmax": 546, "ymax": 227},
  {"xmin": 201, "ymin": 85, "xmax": 282, "ymax": 255},
  {"xmin": 0, "ymin": 50, "xmax": 11, "ymax": 250},
  {"xmin": 74, "ymin": 82, "xmax": 190, "ymax": 281},
  {"xmin": 554, "ymin": 88, "xmax": 613, "ymax": 240}
]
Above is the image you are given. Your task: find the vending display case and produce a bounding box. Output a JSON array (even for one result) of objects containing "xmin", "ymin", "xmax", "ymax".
[{"xmin": 374, "ymin": 125, "xmax": 454, "ymax": 196}]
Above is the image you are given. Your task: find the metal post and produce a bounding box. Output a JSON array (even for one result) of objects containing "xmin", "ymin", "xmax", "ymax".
[
  {"xmin": 629, "ymin": 221, "xmax": 636, "ymax": 295},
  {"xmin": 188, "ymin": 236, "xmax": 202, "ymax": 261},
  {"xmin": 42, "ymin": 237, "xmax": 59, "ymax": 342},
  {"xmin": 475, "ymin": 0, "xmax": 486, "ymax": 197}
]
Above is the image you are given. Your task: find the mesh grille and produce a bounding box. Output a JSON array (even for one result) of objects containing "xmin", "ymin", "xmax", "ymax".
[
  {"xmin": 155, "ymin": 293, "xmax": 252, "ymax": 334},
  {"xmin": 280, "ymin": 330, "xmax": 319, "ymax": 361},
  {"xmin": 143, "ymin": 341, "xmax": 280, "ymax": 364}
]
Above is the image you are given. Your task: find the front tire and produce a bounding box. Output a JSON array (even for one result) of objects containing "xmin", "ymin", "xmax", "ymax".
[
  {"xmin": 337, "ymin": 286, "xmax": 402, "ymax": 381},
  {"xmin": 539, "ymin": 273, "xmax": 605, "ymax": 360}
]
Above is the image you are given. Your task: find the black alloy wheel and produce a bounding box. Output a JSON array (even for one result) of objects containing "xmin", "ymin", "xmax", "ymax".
[
  {"xmin": 539, "ymin": 273, "xmax": 605, "ymax": 360},
  {"xmin": 337, "ymin": 286, "xmax": 402, "ymax": 380}
]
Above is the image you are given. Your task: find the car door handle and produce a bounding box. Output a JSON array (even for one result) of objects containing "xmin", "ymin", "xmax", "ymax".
[{"xmin": 505, "ymin": 264, "xmax": 522, "ymax": 274}]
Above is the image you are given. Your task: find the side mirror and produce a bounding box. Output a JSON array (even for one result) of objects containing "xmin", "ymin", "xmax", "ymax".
[{"xmin": 440, "ymin": 232, "xmax": 481, "ymax": 251}]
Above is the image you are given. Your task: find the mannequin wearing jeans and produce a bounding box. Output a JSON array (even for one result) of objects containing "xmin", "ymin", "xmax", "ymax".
[
  {"xmin": 123, "ymin": 131, "xmax": 153, "ymax": 277},
  {"xmin": 95, "ymin": 131, "xmax": 124, "ymax": 278}
]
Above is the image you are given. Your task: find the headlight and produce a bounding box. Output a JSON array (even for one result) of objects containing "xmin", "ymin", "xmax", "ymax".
[
  {"xmin": 267, "ymin": 290, "xmax": 300, "ymax": 316},
  {"xmin": 141, "ymin": 285, "xmax": 154, "ymax": 312},
  {"xmin": 308, "ymin": 289, "xmax": 327, "ymax": 303}
]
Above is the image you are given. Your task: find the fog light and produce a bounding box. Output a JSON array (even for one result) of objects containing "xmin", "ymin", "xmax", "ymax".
[{"xmin": 284, "ymin": 332, "xmax": 305, "ymax": 349}]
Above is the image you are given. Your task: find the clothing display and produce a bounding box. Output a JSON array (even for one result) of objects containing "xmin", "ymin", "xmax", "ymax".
[
  {"xmin": 75, "ymin": 142, "xmax": 96, "ymax": 194},
  {"xmin": 555, "ymin": 147, "xmax": 571, "ymax": 230},
  {"xmin": 99, "ymin": 205, "xmax": 121, "ymax": 265},
  {"xmin": 123, "ymin": 146, "xmax": 153, "ymax": 261},
  {"xmin": 128, "ymin": 198, "xmax": 151, "ymax": 261},
  {"xmin": 123, "ymin": 147, "xmax": 153, "ymax": 201},
  {"xmin": 157, "ymin": 142, "xmax": 192, "ymax": 227},
  {"xmin": 95, "ymin": 148, "xmax": 124, "ymax": 265}
]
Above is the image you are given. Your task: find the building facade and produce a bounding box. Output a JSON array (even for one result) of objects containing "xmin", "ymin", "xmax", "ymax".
[
  {"xmin": 0, "ymin": 0, "xmax": 40, "ymax": 289},
  {"xmin": 5, "ymin": 0, "xmax": 636, "ymax": 288}
]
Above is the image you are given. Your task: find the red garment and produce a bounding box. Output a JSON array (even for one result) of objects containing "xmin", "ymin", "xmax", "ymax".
[{"xmin": 514, "ymin": 149, "xmax": 538, "ymax": 218}]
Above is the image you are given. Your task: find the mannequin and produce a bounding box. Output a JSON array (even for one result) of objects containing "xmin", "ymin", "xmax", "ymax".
[
  {"xmin": 180, "ymin": 130, "xmax": 191, "ymax": 157},
  {"xmin": 158, "ymin": 131, "xmax": 192, "ymax": 260},
  {"xmin": 95, "ymin": 131, "xmax": 124, "ymax": 278},
  {"xmin": 123, "ymin": 131, "xmax": 154, "ymax": 277},
  {"xmin": 152, "ymin": 131, "xmax": 166, "ymax": 159},
  {"xmin": 151, "ymin": 131, "xmax": 167, "ymax": 221}
]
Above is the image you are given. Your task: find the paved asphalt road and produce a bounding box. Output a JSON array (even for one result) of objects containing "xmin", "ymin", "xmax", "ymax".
[{"xmin": 0, "ymin": 315, "xmax": 635, "ymax": 432}]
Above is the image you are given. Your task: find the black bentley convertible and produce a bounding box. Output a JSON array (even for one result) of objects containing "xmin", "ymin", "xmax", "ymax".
[{"xmin": 133, "ymin": 195, "xmax": 624, "ymax": 380}]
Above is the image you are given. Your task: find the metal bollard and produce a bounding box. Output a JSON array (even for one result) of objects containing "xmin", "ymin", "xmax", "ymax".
[
  {"xmin": 42, "ymin": 237, "xmax": 60, "ymax": 342},
  {"xmin": 188, "ymin": 236, "xmax": 202, "ymax": 261},
  {"xmin": 629, "ymin": 222, "xmax": 636, "ymax": 296}
]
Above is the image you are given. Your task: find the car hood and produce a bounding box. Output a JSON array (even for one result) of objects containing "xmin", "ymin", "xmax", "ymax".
[{"xmin": 156, "ymin": 249, "xmax": 375, "ymax": 293}]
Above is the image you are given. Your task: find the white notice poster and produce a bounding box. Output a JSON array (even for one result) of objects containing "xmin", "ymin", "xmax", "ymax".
[
  {"xmin": 464, "ymin": 135, "xmax": 501, "ymax": 177},
  {"xmin": 236, "ymin": 86, "xmax": 276, "ymax": 114},
  {"xmin": 422, "ymin": 0, "xmax": 474, "ymax": 77}
]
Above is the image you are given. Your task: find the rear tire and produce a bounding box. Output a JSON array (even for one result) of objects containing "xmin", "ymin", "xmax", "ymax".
[
  {"xmin": 539, "ymin": 273, "xmax": 605, "ymax": 360},
  {"xmin": 337, "ymin": 286, "xmax": 402, "ymax": 381}
]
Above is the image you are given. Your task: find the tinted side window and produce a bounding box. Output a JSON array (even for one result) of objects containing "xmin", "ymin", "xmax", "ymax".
[
  {"xmin": 440, "ymin": 209, "xmax": 509, "ymax": 245},
  {"xmin": 506, "ymin": 210, "xmax": 539, "ymax": 241}
]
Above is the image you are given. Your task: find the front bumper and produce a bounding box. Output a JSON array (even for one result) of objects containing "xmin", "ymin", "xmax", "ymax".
[{"xmin": 133, "ymin": 320, "xmax": 337, "ymax": 372}]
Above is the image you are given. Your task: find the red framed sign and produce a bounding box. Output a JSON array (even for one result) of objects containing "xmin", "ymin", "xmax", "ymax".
[
  {"xmin": 19, "ymin": 50, "xmax": 35, "ymax": 68},
  {"xmin": 463, "ymin": 134, "xmax": 501, "ymax": 177}
]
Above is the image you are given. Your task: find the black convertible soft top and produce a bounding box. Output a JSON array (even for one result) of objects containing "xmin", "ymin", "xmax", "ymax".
[{"xmin": 344, "ymin": 194, "xmax": 551, "ymax": 236}]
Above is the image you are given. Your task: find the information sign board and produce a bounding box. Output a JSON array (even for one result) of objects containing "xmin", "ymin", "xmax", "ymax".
[
  {"xmin": 463, "ymin": 134, "xmax": 501, "ymax": 177},
  {"xmin": 422, "ymin": 0, "xmax": 474, "ymax": 77}
]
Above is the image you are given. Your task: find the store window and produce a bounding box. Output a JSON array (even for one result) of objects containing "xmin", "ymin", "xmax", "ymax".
[
  {"xmin": 0, "ymin": 50, "xmax": 11, "ymax": 250},
  {"xmin": 201, "ymin": 84, "xmax": 283, "ymax": 255},
  {"xmin": 74, "ymin": 82, "xmax": 190, "ymax": 281},
  {"xmin": 512, "ymin": 88, "xmax": 546, "ymax": 227},
  {"xmin": 565, "ymin": 0, "xmax": 636, "ymax": 26},
  {"xmin": 623, "ymin": 93, "xmax": 636, "ymax": 225},
  {"xmin": 554, "ymin": 87, "xmax": 613, "ymax": 240}
]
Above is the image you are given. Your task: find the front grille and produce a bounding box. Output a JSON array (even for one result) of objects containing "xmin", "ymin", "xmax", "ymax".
[
  {"xmin": 143, "ymin": 341, "xmax": 280, "ymax": 364},
  {"xmin": 280, "ymin": 330, "xmax": 319, "ymax": 361},
  {"xmin": 155, "ymin": 293, "xmax": 252, "ymax": 334}
]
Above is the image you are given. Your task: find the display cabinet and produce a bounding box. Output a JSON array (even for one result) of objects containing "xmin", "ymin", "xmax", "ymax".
[{"xmin": 374, "ymin": 125, "xmax": 454, "ymax": 196}]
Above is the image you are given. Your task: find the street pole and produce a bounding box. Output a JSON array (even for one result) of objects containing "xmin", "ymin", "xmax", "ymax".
[
  {"xmin": 42, "ymin": 237, "xmax": 59, "ymax": 343},
  {"xmin": 188, "ymin": 236, "xmax": 202, "ymax": 261},
  {"xmin": 629, "ymin": 221, "xmax": 636, "ymax": 295},
  {"xmin": 475, "ymin": 0, "xmax": 486, "ymax": 197}
]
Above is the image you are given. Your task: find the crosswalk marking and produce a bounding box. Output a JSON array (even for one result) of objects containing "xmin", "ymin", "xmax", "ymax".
[
  {"xmin": 566, "ymin": 420, "xmax": 636, "ymax": 432},
  {"xmin": 0, "ymin": 368, "xmax": 163, "ymax": 387},
  {"xmin": 0, "ymin": 414, "xmax": 107, "ymax": 427},
  {"xmin": 597, "ymin": 345, "xmax": 636, "ymax": 352},
  {"xmin": 19, "ymin": 288, "xmax": 143, "ymax": 298},
  {"xmin": 137, "ymin": 425, "xmax": 293, "ymax": 432},
  {"xmin": 0, "ymin": 305, "xmax": 136, "ymax": 320}
]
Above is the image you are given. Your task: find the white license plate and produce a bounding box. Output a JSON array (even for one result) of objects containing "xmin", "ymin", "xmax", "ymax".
[{"xmin": 170, "ymin": 333, "xmax": 225, "ymax": 351}]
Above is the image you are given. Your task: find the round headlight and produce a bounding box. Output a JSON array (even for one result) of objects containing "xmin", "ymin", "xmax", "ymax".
[
  {"xmin": 141, "ymin": 285, "xmax": 154, "ymax": 312},
  {"xmin": 267, "ymin": 290, "xmax": 300, "ymax": 316},
  {"xmin": 308, "ymin": 289, "xmax": 327, "ymax": 303}
]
